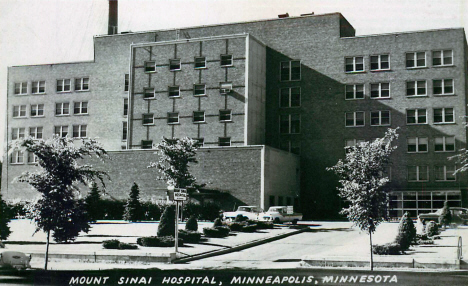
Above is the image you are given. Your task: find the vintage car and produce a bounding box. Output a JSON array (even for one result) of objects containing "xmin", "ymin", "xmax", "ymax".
[
  {"xmin": 260, "ymin": 206, "xmax": 303, "ymax": 224},
  {"xmin": 222, "ymin": 206, "xmax": 263, "ymax": 221},
  {"xmin": 418, "ymin": 207, "xmax": 468, "ymax": 224},
  {"xmin": 0, "ymin": 250, "xmax": 32, "ymax": 270}
]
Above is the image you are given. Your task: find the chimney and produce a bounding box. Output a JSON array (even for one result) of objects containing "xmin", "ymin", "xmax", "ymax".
[
  {"xmin": 108, "ymin": 0, "xmax": 118, "ymax": 35},
  {"xmin": 278, "ymin": 13, "xmax": 289, "ymax": 19}
]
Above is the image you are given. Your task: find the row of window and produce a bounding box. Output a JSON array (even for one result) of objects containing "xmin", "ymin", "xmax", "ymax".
[
  {"xmin": 345, "ymin": 79, "xmax": 454, "ymax": 100},
  {"xmin": 141, "ymin": 83, "xmax": 233, "ymax": 99},
  {"xmin": 12, "ymin": 102, "xmax": 88, "ymax": 118},
  {"xmin": 142, "ymin": 110, "xmax": 234, "ymax": 125},
  {"xmin": 14, "ymin": 77, "xmax": 89, "ymax": 95},
  {"xmin": 346, "ymin": 136, "xmax": 456, "ymax": 153},
  {"xmin": 345, "ymin": 50, "xmax": 453, "ymax": 73},
  {"xmin": 10, "ymin": 125, "xmax": 87, "ymax": 141},
  {"xmin": 143, "ymin": 55, "xmax": 233, "ymax": 73},
  {"xmin": 407, "ymin": 165, "xmax": 456, "ymax": 182},
  {"xmin": 139, "ymin": 137, "xmax": 232, "ymax": 149},
  {"xmin": 345, "ymin": 107, "xmax": 455, "ymax": 127}
]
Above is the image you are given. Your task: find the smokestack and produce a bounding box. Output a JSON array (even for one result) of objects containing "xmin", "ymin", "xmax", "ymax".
[{"xmin": 108, "ymin": 0, "xmax": 118, "ymax": 35}]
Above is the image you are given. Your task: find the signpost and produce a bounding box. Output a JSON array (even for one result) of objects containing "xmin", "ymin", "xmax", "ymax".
[{"xmin": 172, "ymin": 188, "xmax": 187, "ymax": 253}]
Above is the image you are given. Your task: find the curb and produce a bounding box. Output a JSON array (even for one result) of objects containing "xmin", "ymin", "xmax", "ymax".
[{"xmin": 173, "ymin": 227, "xmax": 310, "ymax": 264}]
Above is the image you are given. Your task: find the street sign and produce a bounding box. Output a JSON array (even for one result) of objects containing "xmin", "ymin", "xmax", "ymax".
[{"xmin": 174, "ymin": 189, "xmax": 187, "ymax": 201}]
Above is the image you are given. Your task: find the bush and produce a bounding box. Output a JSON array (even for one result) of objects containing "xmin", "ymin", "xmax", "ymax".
[
  {"xmin": 416, "ymin": 239, "xmax": 434, "ymax": 245},
  {"xmin": 100, "ymin": 199, "xmax": 126, "ymax": 220},
  {"xmin": 241, "ymin": 224, "xmax": 257, "ymax": 233},
  {"xmin": 253, "ymin": 220, "xmax": 274, "ymax": 229},
  {"xmin": 158, "ymin": 205, "xmax": 176, "ymax": 237},
  {"xmin": 235, "ymin": 214, "xmax": 247, "ymax": 222},
  {"xmin": 0, "ymin": 194, "xmax": 11, "ymax": 240},
  {"xmin": 141, "ymin": 201, "xmax": 162, "ymax": 221},
  {"xmin": 123, "ymin": 183, "xmax": 143, "ymax": 222},
  {"xmin": 213, "ymin": 218, "xmax": 223, "ymax": 227},
  {"xmin": 438, "ymin": 201, "xmax": 452, "ymax": 227},
  {"xmin": 203, "ymin": 226, "xmax": 230, "ymax": 238},
  {"xmin": 137, "ymin": 236, "xmax": 184, "ymax": 247},
  {"xmin": 183, "ymin": 202, "xmax": 202, "ymax": 220},
  {"xmin": 85, "ymin": 182, "xmax": 101, "ymax": 223},
  {"xmin": 199, "ymin": 202, "xmax": 221, "ymax": 221},
  {"xmin": 185, "ymin": 216, "xmax": 198, "ymax": 231},
  {"xmin": 228, "ymin": 222, "xmax": 245, "ymax": 232},
  {"xmin": 178, "ymin": 230, "xmax": 202, "ymax": 243},
  {"xmin": 395, "ymin": 212, "xmax": 416, "ymax": 250},
  {"xmin": 373, "ymin": 243, "xmax": 401, "ymax": 255},
  {"xmin": 52, "ymin": 199, "xmax": 90, "ymax": 243},
  {"xmin": 103, "ymin": 239, "xmax": 139, "ymax": 250},
  {"xmin": 426, "ymin": 221, "xmax": 439, "ymax": 237}
]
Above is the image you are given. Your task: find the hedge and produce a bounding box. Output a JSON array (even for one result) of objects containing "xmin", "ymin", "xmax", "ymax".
[
  {"xmin": 178, "ymin": 230, "xmax": 202, "ymax": 243},
  {"xmin": 372, "ymin": 243, "xmax": 401, "ymax": 255},
  {"xmin": 102, "ymin": 239, "xmax": 138, "ymax": 250},
  {"xmin": 137, "ymin": 236, "xmax": 184, "ymax": 247},
  {"xmin": 203, "ymin": 226, "xmax": 230, "ymax": 238}
]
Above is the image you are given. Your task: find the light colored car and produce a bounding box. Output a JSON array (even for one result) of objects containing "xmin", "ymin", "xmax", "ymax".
[
  {"xmin": 260, "ymin": 206, "xmax": 303, "ymax": 224},
  {"xmin": 223, "ymin": 206, "xmax": 263, "ymax": 221},
  {"xmin": 418, "ymin": 207, "xmax": 468, "ymax": 224},
  {"xmin": 0, "ymin": 250, "xmax": 31, "ymax": 270}
]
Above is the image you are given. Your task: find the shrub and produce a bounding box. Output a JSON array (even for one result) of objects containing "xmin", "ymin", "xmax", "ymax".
[
  {"xmin": 199, "ymin": 202, "xmax": 221, "ymax": 221},
  {"xmin": 426, "ymin": 221, "xmax": 439, "ymax": 237},
  {"xmin": 183, "ymin": 202, "xmax": 202, "ymax": 220},
  {"xmin": 85, "ymin": 182, "xmax": 101, "ymax": 223},
  {"xmin": 52, "ymin": 199, "xmax": 90, "ymax": 243},
  {"xmin": 417, "ymin": 239, "xmax": 434, "ymax": 245},
  {"xmin": 372, "ymin": 243, "xmax": 401, "ymax": 255},
  {"xmin": 438, "ymin": 201, "xmax": 452, "ymax": 228},
  {"xmin": 203, "ymin": 226, "xmax": 230, "ymax": 238},
  {"xmin": 235, "ymin": 214, "xmax": 247, "ymax": 222},
  {"xmin": 253, "ymin": 220, "xmax": 274, "ymax": 229},
  {"xmin": 123, "ymin": 182, "xmax": 143, "ymax": 222},
  {"xmin": 158, "ymin": 205, "xmax": 176, "ymax": 237},
  {"xmin": 213, "ymin": 218, "xmax": 223, "ymax": 227},
  {"xmin": 228, "ymin": 222, "xmax": 245, "ymax": 232},
  {"xmin": 102, "ymin": 239, "xmax": 120, "ymax": 249},
  {"xmin": 141, "ymin": 201, "xmax": 162, "ymax": 221},
  {"xmin": 395, "ymin": 212, "xmax": 416, "ymax": 250},
  {"xmin": 416, "ymin": 233, "xmax": 429, "ymax": 241},
  {"xmin": 178, "ymin": 230, "xmax": 202, "ymax": 243},
  {"xmin": 0, "ymin": 194, "xmax": 11, "ymax": 240},
  {"xmin": 137, "ymin": 236, "xmax": 184, "ymax": 247},
  {"xmin": 241, "ymin": 224, "xmax": 257, "ymax": 233},
  {"xmin": 185, "ymin": 216, "xmax": 198, "ymax": 231},
  {"xmin": 100, "ymin": 199, "xmax": 126, "ymax": 220}
]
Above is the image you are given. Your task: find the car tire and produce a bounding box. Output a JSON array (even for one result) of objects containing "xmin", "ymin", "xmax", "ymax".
[
  {"xmin": 292, "ymin": 219, "xmax": 298, "ymax": 225},
  {"xmin": 273, "ymin": 218, "xmax": 281, "ymax": 224}
]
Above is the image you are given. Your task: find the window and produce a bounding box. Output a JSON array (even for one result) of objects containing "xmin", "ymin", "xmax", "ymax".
[
  {"xmin": 219, "ymin": 137, "xmax": 231, "ymax": 147},
  {"xmin": 122, "ymin": 121, "xmax": 128, "ymax": 141},
  {"xmin": 407, "ymin": 137, "xmax": 428, "ymax": 153},
  {"xmin": 435, "ymin": 166, "xmax": 456, "ymax": 181},
  {"xmin": 75, "ymin": 77, "xmax": 89, "ymax": 91},
  {"xmin": 345, "ymin": 57, "xmax": 364, "ymax": 72},
  {"xmin": 28, "ymin": 152, "xmax": 39, "ymax": 164},
  {"xmin": 144, "ymin": 61, "xmax": 156, "ymax": 73},
  {"xmin": 194, "ymin": 57, "xmax": 206, "ymax": 69},
  {"xmin": 30, "ymin": 104, "xmax": 44, "ymax": 117},
  {"xmin": 280, "ymin": 60, "xmax": 301, "ymax": 81},
  {"xmin": 54, "ymin": 125, "xmax": 69, "ymax": 137},
  {"xmin": 406, "ymin": 109, "xmax": 427, "ymax": 124},
  {"xmin": 280, "ymin": 87, "xmax": 300, "ymax": 107},
  {"xmin": 345, "ymin": 84, "xmax": 365, "ymax": 100},
  {"xmin": 55, "ymin": 103, "xmax": 70, "ymax": 116},
  {"xmin": 124, "ymin": 98, "xmax": 128, "ymax": 116},
  {"xmin": 433, "ymin": 50, "xmax": 453, "ymax": 66},
  {"xmin": 220, "ymin": 55, "xmax": 233, "ymax": 67},
  {"xmin": 345, "ymin": 139, "xmax": 365, "ymax": 153},
  {"xmin": 141, "ymin": 140, "xmax": 153, "ymax": 149},
  {"xmin": 193, "ymin": 138, "xmax": 204, "ymax": 147},
  {"xmin": 219, "ymin": 110, "xmax": 232, "ymax": 122},
  {"xmin": 13, "ymin": 105, "xmax": 27, "ymax": 118},
  {"xmin": 345, "ymin": 111, "xmax": 365, "ymax": 127},
  {"xmin": 124, "ymin": 74, "xmax": 129, "ymax": 92},
  {"xmin": 73, "ymin": 125, "xmax": 87, "ymax": 138},
  {"xmin": 220, "ymin": 83, "xmax": 232, "ymax": 95},
  {"xmin": 193, "ymin": 111, "xmax": 205, "ymax": 123},
  {"xmin": 14, "ymin": 82, "xmax": 27, "ymax": 95},
  {"xmin": 144, "ymin": 88, "xmax": 155, "ymax": 99},
  {"xmin": 32, "ymin": 81, "xmax": 45, "ymax": 94},
  {"xmin": 434, "ymin": 136, "xmax": 455, "ymax": 152},
  {"xmin": 10, "ymin": 151, "xmax": 24, "ymax": 164},
  {"xmin": 29, "ymin": 127, "xmax": 43, "ymax": 139},
  {"xmin": 74, "ymin": 102, "xmax": 88, "ymax": 115},
  {"xmin": 370, "ymin": 83, "xmax": 390, "ymax": 98},
  {"xmin": 406, "ymin": 81, "xmax": 427, "ymax": 96},
  {"xmin": 168, "ymin": 86, "xmax": 180, "ymax": 97},
  {"xmin": 433, "ymin": 79, "xmax": 454, "ymax": 95},
  {"xmin": 407, "ymin": 166, "xmax": 429, "ymax": 181},
  {"xmin": 406, "ymin": 52, "xmax": 426, "ymax": 68},
  {"xmin": 194, "ymin": 84, "xmax": 206, "ymax": 96},
  {"xmin": 170, "ymin": 59, "xmax": 181, "ymax": 71},
  {"xmin": 168, "ymin": 112, "xmax": 179, "ymax": 124},
  {"xmin": 434, "ymin": 108, "xmax": 454, "ymax": 123},
  {"xmin": 11, "ymin": 128, "xmax": 25, "ymax": 140},
  {"xmin": 56, "ymin": 79, "xmax": 71, "ymax": 92},
  {"xmin": 370, "ymin": 111, "xmax": 390, "ymax": 126},
  {"xmin": 370, "ymin": 55, "xmax": 390, "ymax": 70},
  {"xmin": 280, "ymin": 114, "xmax": 301, "ymax": 133},
  {"xmin": 142, "ymin": 114, "xmax": 154, "ymax": 125}
]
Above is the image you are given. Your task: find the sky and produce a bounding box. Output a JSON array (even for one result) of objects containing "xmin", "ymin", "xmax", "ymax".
[{"xmin": 1, "ymin": 0, "xmax": 468, "ymax": 159}]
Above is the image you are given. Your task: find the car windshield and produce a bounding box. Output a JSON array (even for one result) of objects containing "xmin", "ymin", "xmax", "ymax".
[{"xmin": 238, "ymin": 207, "xmax": 252, "ymax": 212}]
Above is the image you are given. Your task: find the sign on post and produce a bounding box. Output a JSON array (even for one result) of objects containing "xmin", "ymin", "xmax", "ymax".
[{"xmin": 174, "ymin": 189, "xmax": 188, "ymax": 201}]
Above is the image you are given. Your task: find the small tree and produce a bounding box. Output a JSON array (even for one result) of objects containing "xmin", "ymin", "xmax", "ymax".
[
  {"xmin": 395, "ymin": 212, "xmax": 416, "ymax": 251},
  {"xmin": 327, "ymin": 128, "xmax": 398, "ymax": 270},
  {"xmin": 85, "ymin": 182, "xmax": 101, "ymax": 223},
  {"xmin": 185, "ymin": 215, "xmax": 198, "ymax": 231},
  {"xmin": 123, "ymin": 182, "xmax": 142, "ymax": 222},
  {"xmin": 439, "ymin": 201, "xmax": 452, "ymax": 228},
  {"xmin": 11, "ymin": 136, "xmax": 108, "ymax": 270},
  {"xmin": 0, "ymin": 192, "xmax": 11, "ymax": 240},
  {"xmin": 157, "ymin": 205, "xmax": 176, "ymax": 237}
]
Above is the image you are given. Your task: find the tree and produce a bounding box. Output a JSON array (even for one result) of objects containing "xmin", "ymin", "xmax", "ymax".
[
  {"xmin": 148, "ymin": 137, "xmax": 199, "ymax": 189},
  {"xmin": 0, "ymin": 192, "xmax": 11, "ymax": 241},
  {"xmin": 439, "ymin": 201, "xmax": 452, "ymax": 228},
  {"xmin": 185, "ymin": 215, "xmax": 198, "ymax": 231},
  {"xmin": 157, "ymin": 205, "xmax": 176, "ymax": 237},
  {"xmin": 450, "ymin": 149, "xmax": 468, "ymax": 174},
  {"xmin": 395, "ymin": 212, "xmax": 416, "ymax": 251},
  {"xmin": 327, "ymin": 128, "xmax": 398, "ymax": 271},
  {"xmin": 123, "ymin": 182, "xmax": 142, "ymax": 222},
  {"xmin": 85, "ymin": 182, "xmax": 102, "ymax": 223},
  {"xmin": 11, "ymin": 136, "xmax": 108, "ymax": 270}
]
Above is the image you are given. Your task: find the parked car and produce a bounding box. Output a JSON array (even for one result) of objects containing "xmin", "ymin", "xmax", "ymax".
[
  {"xmin": 418, "ymin": 207, "xmax": 468, "ymax": 224},
  {"xmin": 260, "ymin": 206, "xmax": 303, "ymax": 224},
  {"xmin": 0, "ymin": 250, "xmax": 31, "ymax": 270},
  {"xmin": 222, "ymin": 206, "xmax": 263, "ymax": 221}
]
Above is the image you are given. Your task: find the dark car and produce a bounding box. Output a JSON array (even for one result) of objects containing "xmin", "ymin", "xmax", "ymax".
[
  {"xmin": 0, "ymin": 251, "xmax": 31, "ymax": 270},
  {"xmin": 418, "ymin": 207, "xmax": 468, "ymax": 224}
]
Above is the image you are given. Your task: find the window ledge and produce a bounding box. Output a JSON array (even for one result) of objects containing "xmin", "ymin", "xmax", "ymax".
[
  {"xmin": 193, "ymin": 121, "xmax": 206, "ymax": 124},
  {"xmin": 406, "ymin": 123, "xmax": 428, "ymax": 126},
  {"xmin": 144, "ymin": 71, "xmax": 156, "ymax": 74},
  {"xmin": 434, "ymin": 94, "xmax": 456, "ymax": 97},
  {"xmin": 168, "ymin": 123, "xmax": 180, "ymax": 125},
  {"xmin": 434, "ymin": 151, "xmax": 456, "ymax": 153},
  {"xmin": 406, "ymin": 66, "xmax": 428, "ymax": 70},
  {"xmin": 10, "ymin": 163, "xmax": 25, "ymax": 165},
  {"xmin": 74, "ymin": 114, "xmax": 89, "ymax": 116},
  {"xmin": 345, "ymin": 71, "xmax": 366, "ymax": 74},
  {"xmin": 370, "ymin": 97, "xmax": 392, "ymax": 100},
  {"xmin": 345, "ymin": 98, "xmax": 365, "ymax": 101},
  {"xmin": 194, "ymin": 94, "xmax": 207, "ymax": 97},
  {"xmin": 370, "ymin": 69, "xmax": 392, "ymax": 72},
  {"xmin": 32, "ymin": 93, "xmax": 47, "ymax": 96},
  {"xmin": 14, "ymin": 94, "xmax": 28, "ymax": 96},
  {"xmin": 168, "ymin": 96, "xmax": 181, "ymax": 99},
  {"xmin": 143, "ymin": 97, "xmax": 156, "ymax": 100},
  {"xmin": 220, "ymin": 120, "xmax": 233, "ymax": 123},
  {"xmin": 12, "ymin": 117, "xmax": 28, "ymax": 119},
  {"xmin": 194, "ymin": 67, "xmax": 207, "ymax": 70},
  {"xmin": 56, "ymin": 91, "xmax": 72, "ymax": 93},
  {"xmin": 433, "ymin": 65, "xmax": 455, "ymax": 68},
  {"xmin": 143, "ymin": 123, "xmax": 155, "ymax": 126},
  {"xmin": 55, "ymin": 115, "xmax": 71, "ymax": 117},
  {"xmin": 345, "ymin": 125, "xmax": 365, "ymax": 128},
  {"xmin": 169, "ymin": 69, "xmax": 181, "ymax": 72},
  {"xmin": 434, "ymin": 122, "xmax": 456, "ymax": 125},
  {"xmin": 31, "ymin": 116, "xmax": 45, "ymax": 118}
]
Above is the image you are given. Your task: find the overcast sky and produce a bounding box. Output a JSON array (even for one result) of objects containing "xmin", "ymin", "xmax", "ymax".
[{"xmin": 1, "ymin": 0, "xmax": 468, "ymax": 158}]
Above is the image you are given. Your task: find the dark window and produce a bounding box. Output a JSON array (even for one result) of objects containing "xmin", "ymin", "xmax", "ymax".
[
  {"xmin": 144, "ymin": 88, "xmax": 155, "ymax": 99},
  {"xmin": 193, "ymin": 111, "xmax": 205, "ymax": 123},
  {"xmin": 145, "ymin": 61, "xmax": 156, "ymax": 73},
  {"xmin": 170, "ymin": 59, "xmax": 181, "ymax": 71},
  {"xmin": 168, "ymin": 112, "xmax": 179, "ymax": 124},
  {"xmin": 220, "ymin": 55, "xmax": 233, "ymax": 66},
  {"xmin": 194, "ymin": 84, "xmax": 206, "ymax": 96},
  {"xmin": 194, "ymin": 57, "xmax": 206, "ymax": 69},
  {"xmin": 219, "ymin": 110, "xmax": 232, "ymax": 121},
  {"xmin": 219, "ymin": 137, "xmax": 231, "ymax": 146},
  {"xmin": 143, "ymin": 114, "xmax": 154, "ymax": 125},
  {"xmin": 169, "ymin": 86, "xmax": 180, "ymax": 97},
  {"xmin": 124, "ymin": 74, "xmax": 129, "ymax": 91},
  {"xmin": 141, "ymin": 140, "xmax": 153, "ymax": 149}
]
